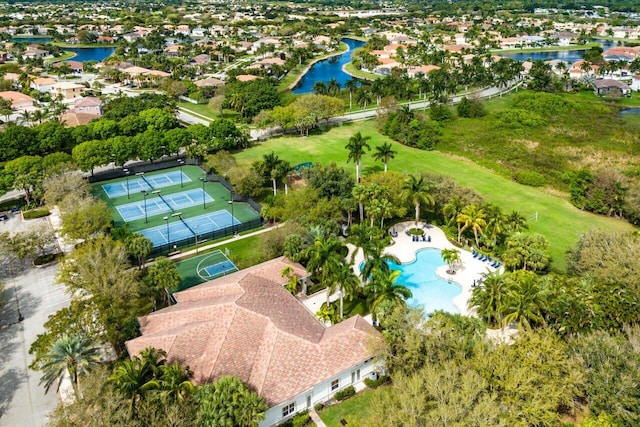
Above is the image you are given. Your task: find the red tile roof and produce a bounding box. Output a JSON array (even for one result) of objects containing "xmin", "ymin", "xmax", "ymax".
[{"xmin": 126, "ymin": 257, "xmax": 380, "ymax": 405}]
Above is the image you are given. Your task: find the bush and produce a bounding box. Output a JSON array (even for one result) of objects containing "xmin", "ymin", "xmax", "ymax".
[
  {"xmin": 314, "ymin": 402, "xmax": 324, "ymax": 411},
  {"xmin": 496, "ymin": 108, "xmax": 547, "ymax": 128},
  {"xmin": 457, "ymin": 97, "xmax": 486, "ymax": 118},
  {"xmin": 511, "ymin": 92, "xmax": 573, "ymax": 118},
  {"xmin": 364, "ymin": 375, "xmax": 390, "ymax": 389},
  {"xmin": 23, "ymin": 208, "xmax": 51, "ymax": 219},
  {"xmin": 334, "ymin": 385, "xmax": 355, "ymax": 401},
  {"xmin": 279, "ymin": 410, "xmax": 311, "ymax": 427},
  {"xmin": 429, "ymin": 104, "xmax": 455, "ymax": 122},
  {"xmin": 513, "ymin": 170, "xmax": 546, "ymax": 187}
]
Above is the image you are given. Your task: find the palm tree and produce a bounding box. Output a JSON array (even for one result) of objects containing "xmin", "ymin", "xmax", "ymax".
[
  {"xmin": 347, "ymin": 223, "xmax": 380, "ymax": 263},
  {"xmin": 39, "ymin": 334, "xmax": 101, "ymax": 400},
  {"xmin": 365, "ymin": 269, "xmax": 412, "ymax": 321},
  {"xmin": 506, "ymin": 211, "xmax": 528, "ymax": 233},
  {"xmin": 345, "ymin": 78, "xmax": 358, "ymax": 109},
  {"xmin": 502, "ymin": 271, "xmax": 549, "ymax": 329},
  {"xmin": 443, "ymin": 197, "xmax": 465, "ymax": 238},
  {"xmin": 281, "ymin": 265, "xmax": 301, "ymax": 294},
  {"xmin": 457, "ymin": 204, "xmax": 487, "ymax": 247},
  {"xmin": 373, "ymin": 142, "xmax": 397, "ymax": 173},
  {"xmin": 483, "ymin": 203, "xmax": 505, "ymax": 247},
  {"xmin": 356, "ymin": 88, "xmax": 372, "ymax": 108},
  {"xmin": 441, "ymin": 248, "xmax": 461, "ymax": 274},
  {"xmin": 361, "ymin": 240, "xmax": 400, "ymax": 285},
  {"xmin": 327, "ymin": 78, "xmax": 341, "ymax": 95},
  {"xmin": 345, "ymin": 131, "xmax": 371, "ymax": 184},
  {"xmin": 401, "ymin": 174, "xmax": 434, "ymax": 225},
  {"xmin": 333, "ymin": 263, "xmax": 361, "ymax": 319},
  {"xmin": 352, "ymin": 184, "xmax": 368, "ymax": 224},
  {"xmin": 303, "ymin": 236, "xmax": 347, "ymax": 303},
  {"xmin": 469, "ymin": 271, "xmax": 508, "ymax": 327},
  {"xmin": 109, "ymin": 348, "xmax": 165, "ymax": 418},
  {"xmin": 156, "ymin": 362, "xmax": 195, "ymax": 402}
]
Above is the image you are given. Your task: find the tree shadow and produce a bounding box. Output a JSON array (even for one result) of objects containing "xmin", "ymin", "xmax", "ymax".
[
  {"xmin": 0, "ymin": 367, "xmax": 26, "ymax": 418},
  {"xmin": 362, "ymin": 164, "xmax": 384, "ymax": 175}
]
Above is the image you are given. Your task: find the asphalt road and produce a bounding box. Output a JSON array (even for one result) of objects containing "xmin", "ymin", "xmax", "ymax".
[{"xmin": 0, "ymin": 215, "xmax": 70, "ymax": 427}]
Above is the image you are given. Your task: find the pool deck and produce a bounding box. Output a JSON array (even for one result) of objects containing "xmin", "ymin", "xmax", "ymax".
[{"xmin": 351, "ymin": 221, "xmax": 501, "ymax": 317}]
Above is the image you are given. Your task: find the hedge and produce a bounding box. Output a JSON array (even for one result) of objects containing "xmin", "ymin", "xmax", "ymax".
[
  {"xmin": 334, "ymin": 385, "xmax": 355, "ymax": 401},
  {"xmin": 364, "ymin": 375, "xmax": 390, "ymax": 389},
  {"xmin": 23, "ymin": 208, "xmax": 51, "ymax": 219}
]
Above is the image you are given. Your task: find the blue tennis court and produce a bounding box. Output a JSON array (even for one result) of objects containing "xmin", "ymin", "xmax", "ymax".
[
  {"xmin": 102, "ymin": 171, "xmax": 191, "ymax": 199},
  {"xmin": 116, "ymin": 189, "xmax": 214, "ymax": 222},
  {"xmin": 138, "ymin": 210, "xmax": 240, "ymax": 248}
]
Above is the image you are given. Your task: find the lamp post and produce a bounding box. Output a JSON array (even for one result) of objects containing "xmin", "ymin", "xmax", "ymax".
[
  {"xmin": 177, "ymin": 159, "xmax": 184, "ymax": 187},
  {"xmin": 195, "ymin": 225, "xmax": 199, "ymax": 254},
  {"xmin": 163, "ymin": 216, "xmax": 170, "ymax": 252},
  {"xmin": 228, "ymin": 187, "xmax": 234, "ymax": 234},
  {"xmin": 136, "ymin": 171, "xmax": 146, "ymax": 190},
  {"xmin": 142, "ymin": 190, "xmax": 149, "ymax": 223},
  {"xmin": 110, "ymin": 153, "xmax": 116, "ymax": 171},
  {"xmin": 199, "ymin": 175, "xmax": 206, "ymax": 209},
  {"xmin": 123, "ymin": 168, "xmax": 130, "ymax": 199},
  {"xmin": 170, "ymin": 212, "xmax": 182, "ymax": 252}
]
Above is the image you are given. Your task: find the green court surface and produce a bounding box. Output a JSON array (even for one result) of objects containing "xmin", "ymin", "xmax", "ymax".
[
  {"xmin": 175, "ymin": 250, "xmax": 238, "ymax": 292},
  {"xmin": 92, "ymin": 165, "xmax": 261, "ymax": 234}
]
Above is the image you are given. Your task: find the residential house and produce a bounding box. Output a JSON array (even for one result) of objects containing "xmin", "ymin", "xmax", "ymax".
[
  {"xmin": 554, "ymin": 31, "xmax": 578, "ymax": 46},
  {"xmin": 593, "ymin": 79, "xmax": 631, "ymax": 97},
  {"xmin": 407, "ymin": 65, "xmax": 441, "ymax": 78},
  {"xmin": 60, "ymin": 111, "xmax": 100, "ymax": 127},
  {"xmin": 50, "ymin": 82, "xmax": 85, "ymax": 99},
  {"xmin": 194, "ymin": 77, "xmax": 225, "ymax": 88},
  {"xmin": 0, "ymin": 90, "xmax": 34, "ymax": 109},
  {"xmin": 236, "ymin": 74, "xmax": 260, "ymax": 82},
  {"xmin": 190, "ymin": 54, "xmax": 211, "ymax": 65},
  {"xmin": 54, "ymin": 60, "xmax": 83, "ymax": 73},
  {"xmin": 23, "ymin": 48, "xmax": 49, "ymax": 59},
  {"xmin": 31, "ymin": 77, "xmax": 57, "ymax": 93},
  {"xmin": 126, "ymin": 257, "xmax": 382, "ymax": 427},
  {"xmin": 72, "ymin": 96, "xmax": 102, "ymax": 115}
]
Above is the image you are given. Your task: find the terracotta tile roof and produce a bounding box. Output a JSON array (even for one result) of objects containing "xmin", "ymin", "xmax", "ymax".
[
  {"xmin": 60, "ymin": 112, "xmax": 100, "ymax": 127},
  {"xmin": 126, "ymin": 256, "xmax": 381, "ymax": 406}
]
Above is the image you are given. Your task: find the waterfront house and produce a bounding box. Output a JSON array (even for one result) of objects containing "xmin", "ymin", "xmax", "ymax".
[
  {"xmin": 50, "ymin": 82, "xmax": 85, "ymax": 99},
  {"xmin": 593, "ymin": 79, "xmax": 631, "ymax": 98}
]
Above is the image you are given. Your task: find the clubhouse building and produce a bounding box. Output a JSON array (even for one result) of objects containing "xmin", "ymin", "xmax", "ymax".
[{"xmin": 126, "ymin": 257, "xmax": 382, "ymax": 426}]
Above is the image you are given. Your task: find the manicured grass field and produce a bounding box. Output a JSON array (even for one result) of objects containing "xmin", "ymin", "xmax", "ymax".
[
  {"xmin": 174, "ymin": 234, "xmax": 265, "ymax": 290},
  {"xmin": 234, "ymin": 121, "xmax": 635, "ymax": 271},
  {"xmin": 319, "ymin": 387, "xmax": 391, "ymax": 426},
  {"xmin": 92, "ymin": 165, "xmax": 261, "ymax": 234}
]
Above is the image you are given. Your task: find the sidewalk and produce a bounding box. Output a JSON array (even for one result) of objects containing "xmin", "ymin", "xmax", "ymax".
[{"xmin": 309, "ymin": 409, "xmax": 327, "ymax": 427}]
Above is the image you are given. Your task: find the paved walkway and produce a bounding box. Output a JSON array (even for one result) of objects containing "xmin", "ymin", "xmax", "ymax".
[{"xmin": 309, "ymin": 408, "xmax": 327, "ymax": 427}]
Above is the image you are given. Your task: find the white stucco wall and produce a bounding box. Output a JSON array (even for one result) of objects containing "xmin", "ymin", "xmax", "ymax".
[{"xmin": 260, "ymin": 357, "xmax": 378, "ymax": 427}]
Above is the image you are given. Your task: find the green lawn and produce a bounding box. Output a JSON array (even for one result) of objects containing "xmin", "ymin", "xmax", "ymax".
[
  {"xmin": 174, "ymin": 234, "xmax": 265, "ymax": 291},
  {"xmin": 343, "ymin": 62, "xmax": 378, "ymax": 81},
  {"xmin": 234, "ymin": 121, "xmax": 635, "ymax": 271},
  {"xmin": 319, "ymin": 387, "xmax": 391, "ymax": 426}
]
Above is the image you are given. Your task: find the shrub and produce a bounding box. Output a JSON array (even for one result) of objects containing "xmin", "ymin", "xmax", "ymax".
[
  {"xmin": 496, "ymin": 108, "xmax": 547, "ymax": 128},
  {"xmin": 23, "ymin": 208, "xmax": 51, "ymax": 219},
  {"xmin": 429, "ymin": 104, "xmax": 455, "ymax": 122},
  {"xmin": 314, "ymin": 402, "xmax": 324, "ymax": 411},
  {"xmin": 457, "ymin": 97, "xmax": 486, "ymax": 118},
  {"xmin": 279, "ymin": 410, "xmax": 311, "ymax": 427},
  {"xmin": 364, "ymin": 375, "xmax": 390, "ymax": 388},
  {"xmin": 511, "ymin": 92, "xmax": 573, "ymax": 118},
  {"xmin": 513, "ymin": 170, "xmax": 546, "ymax": 187},
  {"xmin": 334, "ymin": 385, "xmax": 355, "ymax": 401}
]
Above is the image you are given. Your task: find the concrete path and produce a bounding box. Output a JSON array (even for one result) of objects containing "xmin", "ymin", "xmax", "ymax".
[
  {"xmin": 309, "ymin": 408, "xmax": 327, "ymax": 427},
  {"xmin": 0, "ymin": 214, "xmax": 71, "ymax": 427}
]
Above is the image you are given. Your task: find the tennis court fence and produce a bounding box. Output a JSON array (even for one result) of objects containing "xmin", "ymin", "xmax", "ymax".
[{"xmin": 149, "ymin": 217, "xmax": 263, "ymax": 256}]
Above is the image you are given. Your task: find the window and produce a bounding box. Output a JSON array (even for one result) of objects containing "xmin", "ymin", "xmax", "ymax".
[
  {"xmin": 331, "ymin": 379, "xmax": 340, "ymax": 391},
  {"xmin": 282, "ymin": 402, "xmax": 295, "ymax": 418}
]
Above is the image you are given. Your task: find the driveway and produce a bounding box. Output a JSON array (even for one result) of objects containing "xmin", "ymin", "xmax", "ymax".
[{"xmin": 0, "ymin": 215, "xmax": 70, "ymax": 427}]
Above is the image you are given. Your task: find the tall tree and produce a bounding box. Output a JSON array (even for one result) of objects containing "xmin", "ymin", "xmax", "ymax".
[
  {"xmin": 373, "ymin": 142, "xmax": 397, "ymax": 173},
  {"xmin": 401, "ymin": 174, "xmax": 434, "ymax": 225},
  {"xmin": 457, "ymin": 204, "xmax": 487, "ymax": 247},
  {"xmin": 39, "ymin": 334, "xmax": 101, "ymax": 400},
  {"xmin": 303, "ymin": 236, "xmax": 347, "ymax": 303},
  {"xmin": 345, "ymin": 131, "xmax": 371, "ymax": 184},
  {"xmin": 197, "ymin": 376, "xmax": 267, "ymax": 427},
  {"xmin": 365, "ymin": 269, "xmax": 412, "ymax": 321}
]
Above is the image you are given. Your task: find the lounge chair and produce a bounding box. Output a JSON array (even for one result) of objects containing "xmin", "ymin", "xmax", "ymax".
[
  {"xmin": 421, "ymin": 235, "xmax": 426, "ymax": 242},
  {"xmin": 427, "ymin": 236, "xmax": 431, "ymax": 242}
]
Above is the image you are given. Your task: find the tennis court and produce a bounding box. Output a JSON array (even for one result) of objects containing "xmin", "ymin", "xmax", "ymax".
[
  {"xmin": 116, "ymin": 189, "xmax": 214, "ymax": 222},
  {"xmin": 138, "ymin": 210, "xmax": 240, "ymax": 248},
  {"xmin": 102, "ymin": 170, "xmax": 191, "ymax": 199}
]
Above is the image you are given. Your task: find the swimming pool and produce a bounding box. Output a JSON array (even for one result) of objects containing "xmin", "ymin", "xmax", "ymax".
[{"xmin": 388, "ymin": 248, "xmax": 461, "ymax": 315}]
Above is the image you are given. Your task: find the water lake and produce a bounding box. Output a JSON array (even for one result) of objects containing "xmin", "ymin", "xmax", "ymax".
[{"xmin": 293, "ymin": 38, "xmax": 366, "ymax": 94}]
